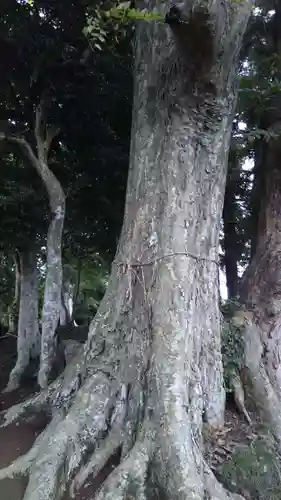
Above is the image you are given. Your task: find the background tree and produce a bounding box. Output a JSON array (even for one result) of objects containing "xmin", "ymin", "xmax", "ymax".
[
  {"xmin": 227, "ymin": 6, "xmax": 281, "ymax": 442},
  {"xmin": 0, "ymin": 0, "xmax": 132, "ymax": 389},
  {"xmin": 0, "ymin": 1, "xmax": 252, "ymax": 499}
]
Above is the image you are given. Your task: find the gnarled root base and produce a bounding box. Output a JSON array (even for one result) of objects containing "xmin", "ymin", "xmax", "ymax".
[{"xmin": 0, "ymin": 365, "xmax": 246, "ymax": 500}]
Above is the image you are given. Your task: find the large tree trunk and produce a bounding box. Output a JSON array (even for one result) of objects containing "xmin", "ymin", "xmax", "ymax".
[
  {"xmin": 5, "ymin": 246, "xmax": 40, "ymax": 392},
  {"xmin": 0, "ymin": 2, "xmax": 251, "ymax": 499}
]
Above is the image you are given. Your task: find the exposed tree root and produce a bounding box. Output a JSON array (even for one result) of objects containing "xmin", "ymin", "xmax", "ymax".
[
  {"xmin": 94, "ymin": 440, "xmax": 151, "ymax": 500},
  {"xmin": 4, "ymin": 362, "xmax": 27, "ymax": 393},
  {"xmin": 0, "ymin": 348, "xmax": 86, "ymax": 427},
  {"xmin": 0, "ymin": 371, "xmax": 129, "ymax": 498},
  {"xmin": 0, "ymin": 313, "xmax": 248, "ymax": 500},
  {"xmin": 0, "ymin": 346, "xmax": 248, "ymax": 500},
  {"xmin": 70, "ymin": 433, "xmax": 123, "ymax": 496},
  {"xmin": 0, "ymin": 389, "xmax": 50, "ymax": 427},
  {"xmin": 203, "ymin": 464, "xmax": 245, "ymax": 500},
  {"xmin": 0, "ymin": 417, "xmax": 60, "ymax": 480},
  {"xmin": 0, "ymin": 373, "xmax": 248, "ymax": 500}
]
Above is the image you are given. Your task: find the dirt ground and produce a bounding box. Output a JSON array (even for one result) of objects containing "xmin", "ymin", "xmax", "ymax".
[
  {"xmin": 0, "ymin": 335, "xmax": 117, "ymax": 500},
  {"xmin": 0, "ymin": 336, "xmax": 258, "ymax": 500}
]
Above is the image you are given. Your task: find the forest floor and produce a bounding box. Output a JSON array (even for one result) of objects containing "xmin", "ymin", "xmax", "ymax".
[
  {"xmin": 0, "ymin": 335, "xmax": 268, "ymax": 500},
  {"xmin": 0, "ymin": 334, "xmax": 118, "ymax": 500}
]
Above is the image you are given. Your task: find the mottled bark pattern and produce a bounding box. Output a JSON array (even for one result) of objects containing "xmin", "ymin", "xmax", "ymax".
[
  {"xmin": 240, "ymin": 8, "xmax": 281, "ymax": 441},
  {"xmin": 38, "ymin": 190, "xmax": 65, "ymax": 389},
  {"xmin": 5, "ymin": 246, "xmax": 40, "ymax": 392}
]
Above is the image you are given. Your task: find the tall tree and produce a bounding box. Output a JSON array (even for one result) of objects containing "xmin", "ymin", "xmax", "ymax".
[
  {"xmin": 5, "ymin": 242, "xmax": 41, "ymax": 392},
  {"xmin": 237, "ymin": 6, "xmax": 281, "ymax": 442},
  {"xmin": 0, "ymin": 0, "xmax": 131, "ymax": 389},
  {"xmin": 0, "ymin": 102, "xmax": 66, "ymax": 390},
  {"xmin": 0, "ymin": 1, "xmax": 252, "ymax": 499}
]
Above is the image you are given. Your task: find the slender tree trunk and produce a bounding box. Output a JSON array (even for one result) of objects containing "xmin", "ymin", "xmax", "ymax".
[
  {"xmin": 238, "ymin": 7, "xmax": 281, "ymax": 443},
  {"xmin": 38, "ymin": 188, "xmax": 65, "ymax": 388},
  {"xmin": 5, "ymin": 246, "xmax": 40, "ymax": 392},
  {"xmin": 0, "ymin": 102, "xmax": 66, "ymax": 389},
  {"xmin": 0, "ymin": 2, "xmax": 251, "ymax": 499},
  {"xmin": 7, "ymin": 251, "xmax": 20, "ymax": 334},
  {"xmin": 33, "ymin": 104, "xmax": 66, "ymax": 388}
]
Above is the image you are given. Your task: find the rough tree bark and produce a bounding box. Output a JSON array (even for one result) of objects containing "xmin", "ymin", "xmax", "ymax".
[
  {"xmin": 239, "ymin": 131, "xmax": 281, "ymax": 442},
  {"xmin": 5, "ymin": 245, "xmax": 41, "ymax": 392},
  {"xmin": 0, "ymin": 1, "xmax": 252, "ymax": 499},
  {"xmin": 238, "ymin": 6, "xmax": 281, "ymax": 443},
  {"xmin": 0, "ymin": 99, "xmax": 65, "ymax": 389}
]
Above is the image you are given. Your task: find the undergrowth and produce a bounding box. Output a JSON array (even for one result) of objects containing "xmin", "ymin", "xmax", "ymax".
[{"xmin": 221, "ymin": 428, "xmax": 281, "ymax": 499}]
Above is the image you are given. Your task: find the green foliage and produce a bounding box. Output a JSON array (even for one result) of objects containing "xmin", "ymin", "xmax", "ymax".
[
  {"xmin": 83, "ymin": 9, "xmax": 108, "ymax": 51},
  {"xmin": 60, "ymin": 252, "xmax": 109, "ymax": 326},
  {"xmin": 74, "ymin": 265, "xmax": 108, "ymax": 325},
  {"xmin": 221, "ymin": 432, "xmax": 281, "ymax": 499},
  {"xmin": 221, "ymin": 297, "xmax": 242, "ymax": 318},
  {"xmin": 83, "ymin": 1, "xmax": 164, "ymax": 48},
  {"xmin": 221, "ymin": 298, "xmax": 245, "ymax": 391},
  {"xmin": 102, "ymin": 3, "xmax": 164, "ymax": 22}
]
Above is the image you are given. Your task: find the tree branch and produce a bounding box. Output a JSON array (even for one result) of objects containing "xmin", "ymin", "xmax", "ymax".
[
  {"xmin": 0, "ymin": 131, "xmax": 65, "ymax": 212},
  {"xmin": 0, "ymin": 132, "xmax": 42, "ymax": 177}
]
